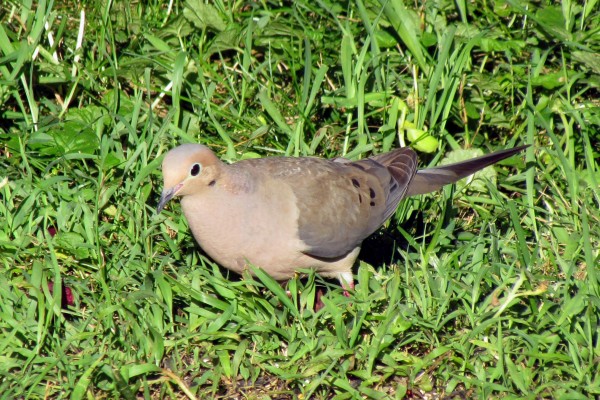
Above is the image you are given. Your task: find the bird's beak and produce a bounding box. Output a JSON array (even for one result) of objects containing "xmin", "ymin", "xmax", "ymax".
[{"xmin": 157, "ymin": 183, "xmax": 183, "ymax": 213}]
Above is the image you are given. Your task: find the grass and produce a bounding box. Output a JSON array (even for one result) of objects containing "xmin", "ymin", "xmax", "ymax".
[{"xmin": 1, "ymin": 0, "xmax": 599, "ymax": 398}]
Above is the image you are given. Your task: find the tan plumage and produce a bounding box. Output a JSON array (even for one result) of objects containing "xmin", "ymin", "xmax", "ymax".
[{"xmin": 158, "ymin": 143, "xmax": 528, "ymax": 292}]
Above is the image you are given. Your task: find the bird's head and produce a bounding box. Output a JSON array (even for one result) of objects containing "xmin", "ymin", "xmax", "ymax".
[{"xmin": 157, "ymin": 144, "xmax": 222, "ymax": 212}]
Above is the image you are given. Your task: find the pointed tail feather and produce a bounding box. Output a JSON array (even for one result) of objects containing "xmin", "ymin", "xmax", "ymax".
[{"xmin": 405, "ymin": 144, "xmax": 529, "ymax": 197}]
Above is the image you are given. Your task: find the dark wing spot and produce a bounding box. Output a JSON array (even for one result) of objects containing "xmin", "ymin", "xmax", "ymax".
[
  {"xmin": 369, "ymin": 188, "xmax": 376, "ymax": 198},
  {"xmin": 351, "ymin": 178, "xmax": 360, "ymax": 188},
  {"xmin": 370, "ymin": 201, "xmax": 376, "ymax": 207}
]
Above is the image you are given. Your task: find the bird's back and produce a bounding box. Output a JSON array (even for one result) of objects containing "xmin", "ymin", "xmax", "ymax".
[{"xmin": 230, "ymin": 148, "xmax": 418, "ymax": 259}]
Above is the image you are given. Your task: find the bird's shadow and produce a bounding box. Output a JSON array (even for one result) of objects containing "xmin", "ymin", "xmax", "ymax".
[{"xmin": 360, "ymin": 208, "xmax": 437, "ymax": 268}]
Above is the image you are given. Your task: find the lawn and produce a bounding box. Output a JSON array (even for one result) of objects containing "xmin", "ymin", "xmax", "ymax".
[{"xmin": 1, "ymin": 0, "xmax": 599, "ymax": 398}]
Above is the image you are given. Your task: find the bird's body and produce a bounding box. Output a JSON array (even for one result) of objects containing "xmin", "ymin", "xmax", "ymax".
[
  {"xmin": 180, "ymin": 158, "xmax": 311, "ymax": 280},
  {"xmin": 158, "ymin": 143, "xmax": 528, "ymax": 291}
]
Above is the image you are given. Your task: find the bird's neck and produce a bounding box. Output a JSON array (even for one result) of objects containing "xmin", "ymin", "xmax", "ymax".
[{"xmin": 219, "ymin": 164, "xmax": 257, "ymax": 195}]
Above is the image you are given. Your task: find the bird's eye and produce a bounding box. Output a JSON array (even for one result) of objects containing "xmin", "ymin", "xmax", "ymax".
[{"xmin": 190, "ymin": 163, "xmax": 202, "ymax": 176}]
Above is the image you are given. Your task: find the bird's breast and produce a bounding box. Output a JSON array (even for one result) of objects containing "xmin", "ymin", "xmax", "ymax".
[{"xmin": 180, "ymin": 182, "xmax": 311, "ymax": 279}]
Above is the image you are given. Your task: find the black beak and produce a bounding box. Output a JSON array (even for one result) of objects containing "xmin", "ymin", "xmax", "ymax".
[{"xmin": 157, "ymin": 184, "xmax": 182, "ymax": 213}]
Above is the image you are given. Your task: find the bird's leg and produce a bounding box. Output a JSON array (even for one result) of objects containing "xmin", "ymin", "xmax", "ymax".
[
  {"xmin": 336, "ymin": 272, "xmax": 354, "ymax": 297},
  {"xmin": 315, "ymin": 288, "xmax": 325, "ymax": 311}
]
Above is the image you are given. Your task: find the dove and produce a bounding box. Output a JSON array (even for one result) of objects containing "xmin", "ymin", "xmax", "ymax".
[{"xmin": 157, "ymin": 143, "xmax": 528, "ymax": 293}]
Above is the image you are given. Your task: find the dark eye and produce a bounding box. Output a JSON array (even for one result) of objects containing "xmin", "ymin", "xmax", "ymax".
[{"xmin": 190, "ymin": 163, "xmax": 202, "ymax": 176}]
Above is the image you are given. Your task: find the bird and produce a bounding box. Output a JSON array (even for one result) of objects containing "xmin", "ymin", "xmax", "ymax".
[{"xmin": 157, "ymin": 143, "xmax": 528, "ymax": 294}]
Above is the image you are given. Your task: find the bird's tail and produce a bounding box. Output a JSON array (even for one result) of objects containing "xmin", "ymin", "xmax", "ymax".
[{"xmin": 405, "ymin": 144, "xmax": 529, "ymax": 197}]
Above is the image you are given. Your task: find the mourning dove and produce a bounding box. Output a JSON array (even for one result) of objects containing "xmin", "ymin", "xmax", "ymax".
[{"xmin": 158, "ymin": 143, "xmax": 528, "ymax": 293}]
